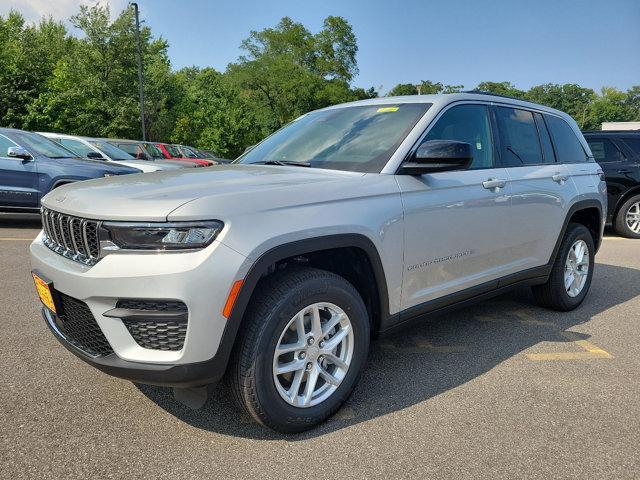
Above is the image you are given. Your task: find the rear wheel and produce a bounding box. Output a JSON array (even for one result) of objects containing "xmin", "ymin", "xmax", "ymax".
[
  {"xmin": 228, "ymin": 267, "xmax": 370, "ymax": 433},
  {"xmin": 614, "ymin": 195, "xmax": 640, "ymax": 239},
  {"xmin": 532, "ymin": 223, "xmax": 595, "ymax": 311}
]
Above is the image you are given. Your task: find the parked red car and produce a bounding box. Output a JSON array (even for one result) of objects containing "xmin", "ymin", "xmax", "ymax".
[{"xmin": 155, "ymin": 143, "xmax": 214, "ymax": 166}]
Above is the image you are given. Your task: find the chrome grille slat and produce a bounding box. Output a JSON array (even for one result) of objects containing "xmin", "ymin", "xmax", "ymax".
[
  {"xmin": 40, "ymin": 207, "xmax": 100, "ymax": 266},
  {"xmin": 58, "ymin": 214, "xmax": 69, "ymax": 250}
]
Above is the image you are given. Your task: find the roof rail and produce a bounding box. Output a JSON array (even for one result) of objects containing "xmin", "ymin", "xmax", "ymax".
[
  {"xmin": 463, "ymin": 90, "xmax": 528, "ymax": 102},
  {"xmin": 582, "ymin": 130, "xmax": 640, "ymax": 134}
]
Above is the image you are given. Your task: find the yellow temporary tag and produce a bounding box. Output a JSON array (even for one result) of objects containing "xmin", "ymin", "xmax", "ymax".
[
  {"xmin": 377, "ymin": 106, "xmax": 399, "ymax": 112},
  {"xmin": 33, "ymin": 272, "xmax": 56, "ymax": 313}
]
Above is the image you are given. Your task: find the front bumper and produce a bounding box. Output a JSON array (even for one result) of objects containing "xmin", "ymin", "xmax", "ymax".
[
  {"xmin": 31, "ymin": 231, "xmax": 249, "ymax": 385},
  {"xmin": 42, "ymin": 308, "xmax": 226, "ymax": 387}
]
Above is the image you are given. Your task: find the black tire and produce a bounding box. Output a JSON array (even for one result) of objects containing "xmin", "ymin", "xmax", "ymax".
[
  {"xmin": 532, "ymin": 223, "xmax": 595, "ymax": 311},
  {"xmin": 614, "ymin": 195, "xmax": 640, "ymax": 239},
  {"xmin": 228, "ymin": 267, "xmax": 370, "ymax": 433}
]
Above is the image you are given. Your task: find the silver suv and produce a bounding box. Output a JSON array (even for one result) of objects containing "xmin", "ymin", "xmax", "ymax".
[{"xmin": 30, "ymin": 93, "xmax": 606, "ymax": 433}]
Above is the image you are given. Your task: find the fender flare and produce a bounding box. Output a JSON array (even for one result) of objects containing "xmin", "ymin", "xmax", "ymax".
[
  {"xmin": 549, "ymin": 199, "xmax": 604, "ymax": 263},
  {"xmin": 214, "ymin": 234, "xmax": 391, "ymax": 372}
]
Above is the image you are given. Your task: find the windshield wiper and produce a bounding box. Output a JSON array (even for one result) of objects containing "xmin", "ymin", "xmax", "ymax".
[{"xmin": 254, "ymin": 160, "xmax": 311, "ymax": 167}]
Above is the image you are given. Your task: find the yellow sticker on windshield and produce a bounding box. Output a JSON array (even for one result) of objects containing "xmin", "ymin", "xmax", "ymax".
[{"xmin": 377, "ymin": 106, "xmax": 399, "ymax": 112}]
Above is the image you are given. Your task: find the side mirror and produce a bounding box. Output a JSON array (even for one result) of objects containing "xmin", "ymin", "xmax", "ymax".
[
  {"xmin": 7, "ymin": 146, "xmax": 32, "ymax": 161},
  {"xmin": 401, "ymin": 140, "xmax": 473, "ymax": 175},
  {"xmin": 86, "ymin": 151, "xmax": 105, "ymax": 160}
]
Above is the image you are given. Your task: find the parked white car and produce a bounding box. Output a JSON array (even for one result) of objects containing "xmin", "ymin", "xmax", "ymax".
[{"xmin": 39, "ymin": 133, "xmax": 167, "ymax": 172}]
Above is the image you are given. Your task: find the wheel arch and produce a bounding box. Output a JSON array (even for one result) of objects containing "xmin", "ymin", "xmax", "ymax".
[
  {"xmin": 550, "ymin": 199, "xmax": 604, "ymax": 264},
  {"xmin": 216, "ymin": 234, "xmax": 391, "ymax": 377}
]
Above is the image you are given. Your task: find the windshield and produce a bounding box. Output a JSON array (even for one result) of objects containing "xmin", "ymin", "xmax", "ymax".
[
  {"xmin": 178, "ymin": 146, "xmax": 199, "ymax": 158},
  {"xmin": 12, "ymin": 131, "xmax": 78, "ymax": 158},
  {"xmin": 237, "ymin": 103, "xmax": 430, "ymax": 173},
  {"xmin": 142, "ymin": 142, "xmax": 166, "ymax": 159},
  {"xmin": 164, "ymin": 144, "xmax": 183, "ymax": 157},
  {"xmin": 90, "ymin": 141, "xmax": 135, "ymax": 161}
]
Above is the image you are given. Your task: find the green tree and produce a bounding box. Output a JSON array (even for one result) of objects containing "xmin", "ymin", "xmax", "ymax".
[
  {"xmin": 387, "ymin": 83, "xmax": 418, "ymax": 96},
  {"xmin": 474, "ymin": 81, "xmax": 525, "ymax": 98},
  {"xmin": 525, "ymin": 83, "xmax": 595, "ymax": 128},
  {"xmin": 171, "ymin": 67, "xmax": 261, "ymax": 158},
  {"xmin": 25, "ymin": 4, "xmax": 174, "ymax": 140},
  {"xmin": 228, "ymin": 16, "xmax": 371, "ymax": 132},
  {"xmin": 387, "ymin": 80, "xmax": 463, "ymax": 96},
  {"xmin": 585, "ymin": 87, "xmax": 634, "ymax": 130},
  {"xmin": 0, "ymin": 11, "xmax": 71, "ymax": 128},
  {"xmin": 625, "ymin": 86, "xmax": 640, "ymax": 121}
]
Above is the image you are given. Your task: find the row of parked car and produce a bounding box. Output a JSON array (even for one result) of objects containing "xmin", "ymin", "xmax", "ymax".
[{"xmin": 0, "ymin": 127, "xmax": 228, "ymax": 212}]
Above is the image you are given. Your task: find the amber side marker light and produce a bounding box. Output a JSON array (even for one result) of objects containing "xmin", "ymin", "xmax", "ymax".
[{"xmin": 223, "ymin": 279, "xmax": 244, "ymax": 318}]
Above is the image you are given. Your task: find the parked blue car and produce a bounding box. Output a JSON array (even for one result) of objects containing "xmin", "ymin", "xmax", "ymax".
[{"xmin": 0, "ymin": 128, "xmax": 139, "ymax": 212}]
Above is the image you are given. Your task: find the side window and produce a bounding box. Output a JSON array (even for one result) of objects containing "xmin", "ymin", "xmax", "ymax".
[
  {"xmin": 621, "ymin": 137, "xmax": 640, "ymax": 155},
  {"xmin": 116, "ymin": 143, "xmax": 141, "ymax": 158},
  {"xmin": 586, "ymin": 138, "xmax": 626, "ymax": 163},
  {"xmin": 534, "ymin": 112, "xmax": 556, "ymax": 163},
  {"xmin": 0, "ymin": 135, "xmax": 18, "ymax": 158},
  {"xmin": 494, "ymin": 107, "xmax": 542, "ymax": 166},
  {"xmin": 422, "ymin": 104, "xmax": 494, "ymax": 168},
  {"xmin": 545, "ymin": 114, "xmax": 588, "ymax": 163},
  {"xmin": 59, "ymin": 138, "xmax": 94, "ymax": 157}
]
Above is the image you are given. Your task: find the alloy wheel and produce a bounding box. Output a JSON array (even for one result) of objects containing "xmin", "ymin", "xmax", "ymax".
[
  {"xmin": 272, "ymin": 302, "xmax": 354, "ymax": 408},
  {"xmin": 626, "ymin": 202, "xmax": 640, "ymax": 234},
  {"xmin": 564, "ymin": 239, "xmax": 590, "ymax": 298}
]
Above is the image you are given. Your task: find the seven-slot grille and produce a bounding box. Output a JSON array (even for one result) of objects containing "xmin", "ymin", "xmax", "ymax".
[{"xmin": 41, "ymin": 207, "xmax": 101, "ymax": 266}]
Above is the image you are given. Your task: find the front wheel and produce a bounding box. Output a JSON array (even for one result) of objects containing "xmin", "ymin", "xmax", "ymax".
[
  {"xmin": 228, "ymin": 267, "xmax": 370, "ymax": 433},
  {"xmin": 532, "ymin": 223, "xmax": 595, "ymax": 311}
]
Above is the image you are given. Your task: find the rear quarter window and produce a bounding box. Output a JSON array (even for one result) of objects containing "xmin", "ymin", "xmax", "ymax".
[
  {"xmin": 621, "ymin": 137, "xmax": 640, "ymax": 155},
  {"xmin": 545, "ymin": 115, "xmax": 588, "ymax": 163}
]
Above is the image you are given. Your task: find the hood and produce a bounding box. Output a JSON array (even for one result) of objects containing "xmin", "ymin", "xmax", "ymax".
[
  {"xmin": 57, "ymin": 156, "xmax": 140, "ymax": 174},
  {"xmin": 41, "ymin": 164, "xmax": 369, "ymax": 221}
]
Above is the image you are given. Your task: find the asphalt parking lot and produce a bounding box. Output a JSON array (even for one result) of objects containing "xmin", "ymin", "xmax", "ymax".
[{"xmin": 1, "ymin": 214, "xmax": 639, "ymax": 479}]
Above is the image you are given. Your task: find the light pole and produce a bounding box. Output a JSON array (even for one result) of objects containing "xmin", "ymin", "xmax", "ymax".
[{"xmin": 130, "ymin": 2, "xmax": 146, "ymax": 140}]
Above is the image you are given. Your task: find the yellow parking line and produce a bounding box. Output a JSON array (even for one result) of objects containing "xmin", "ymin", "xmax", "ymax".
[
  {"xmin": 0, "ymin": 237, "xmax": 34, "ymax": 241},
  {"xmin": 414, "ymin": 337, "xmax": 467, "ymax": 353},
  {"xmin": 513, "ymin": 310, "xmax": 556, "ymax": 327},
  {"xmin": 560, "ymin": 331, "xmax": 613, "ymax": 357},
  {"xmin": 526, "ymin": 351, "xmax": 612, "ymax": 361},
  {"xmin": 526, "ymin": 331, "xmax": 613, "ymax": 361}
]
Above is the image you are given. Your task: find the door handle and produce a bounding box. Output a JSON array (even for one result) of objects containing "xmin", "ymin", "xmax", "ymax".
[
  {"xmin": 552, "ymin": 173, "xmax": 569, "ymax": 184},
  {"xmin": 618, "ymin": 169, "xmax": 632, "ymax": 174},
  {"xmin": 482, "ymin": 178, "xmax": 507, "ymax": 190}
]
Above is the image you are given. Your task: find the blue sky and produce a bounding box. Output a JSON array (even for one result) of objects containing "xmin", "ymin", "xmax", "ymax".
[{"xmin": 6, "ymin": 0, "xmax": 640, "ymax": 94}]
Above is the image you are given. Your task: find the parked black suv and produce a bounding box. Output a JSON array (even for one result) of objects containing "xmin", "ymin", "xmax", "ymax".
[{"xmin": 584, "ymin": 131, "xmax": 640, "ymax": 238}]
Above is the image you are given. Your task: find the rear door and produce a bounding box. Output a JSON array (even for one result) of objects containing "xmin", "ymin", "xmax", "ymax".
[
  {"xmin": 397, "ymin": 103, "xmax": 516, "ymax": 310},
  {"xmin": 0, "ymin": 134, "xmax": 39, "ymax": 208},
  {"xmin": 495, "ymin": 107, "xmax": 577, "ymax": 270},
  {"xmin": 585, "ymin": 136, "xmax": 637, "ymax": 220}
]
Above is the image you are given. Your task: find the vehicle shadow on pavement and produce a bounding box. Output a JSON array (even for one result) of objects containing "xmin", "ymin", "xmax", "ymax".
[
  {"xmin": 0, "ymin": 214, "xmax": 41, "ymax": 228},
  {"xmin": 135, "ymin": 262, "xmax": 637, "ymax": 440}
]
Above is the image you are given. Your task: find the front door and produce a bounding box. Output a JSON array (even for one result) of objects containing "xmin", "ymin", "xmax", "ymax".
[{"xmin": 0, "ymin": 134, "xmax": 39, "ymax": 209}]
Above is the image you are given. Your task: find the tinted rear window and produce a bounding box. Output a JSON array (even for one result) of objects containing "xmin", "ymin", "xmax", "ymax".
[
  {"xmin": 621, "ymin": 137, "xmax": 640, "ymax": 155},
  {"xmin": 545, "ymin": 115, "xmax": 588, "ymax": 163},
  {"xmin": 586, "ymin": 138, "xmax": 626, "ymax": 163}
]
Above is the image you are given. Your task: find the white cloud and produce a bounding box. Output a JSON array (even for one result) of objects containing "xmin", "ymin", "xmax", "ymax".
[{"xmin": 0, "ymin": 0, "xmax": 128, "ymax": 24}]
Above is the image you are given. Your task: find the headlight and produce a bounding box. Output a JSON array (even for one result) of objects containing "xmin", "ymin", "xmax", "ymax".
[{"xmin": 101, "ymin": 221, "xmax": 224, "ymax": 250}]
